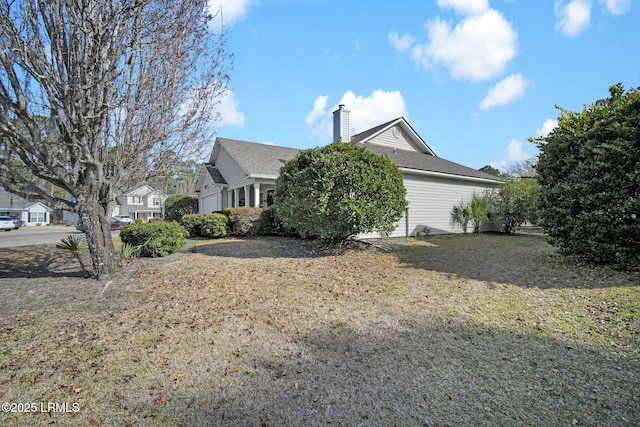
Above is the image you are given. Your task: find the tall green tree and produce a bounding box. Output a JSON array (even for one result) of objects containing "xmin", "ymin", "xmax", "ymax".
[
  {"xmin": 274, "ymin": 143, "xmax": 407, "ymax": 240},
  {"xmin": 532, "ymin": 83, "xmax": 640, "ymax": 266},
  {"xmin": 0, "ymin": 0, "xmax": 231, "ymax": 278}
]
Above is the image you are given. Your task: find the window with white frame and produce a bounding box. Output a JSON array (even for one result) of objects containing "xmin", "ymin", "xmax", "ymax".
[
  {"xmin": 131, "ymin": 196, "xmax": 142, "ymax": 204},
  {"xmin": 29, "ymin": 212, "xmax": 46, "ymax": 223},
  {"xmin": 153, "ymin": 197, "xmax": 161, "ymax": 206}
]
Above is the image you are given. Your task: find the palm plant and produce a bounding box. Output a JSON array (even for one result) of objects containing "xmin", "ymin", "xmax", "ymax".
[
  {"xmin": 56, "ymin": 235, "xmax": 89, "ymax": 272},
  {"xmin": 450, "ymin": 200, "xmax": 472, "ymax": 233},
  {"xmin": 469, "ymin": 192, "xmax": 492, "ymax": 233}
]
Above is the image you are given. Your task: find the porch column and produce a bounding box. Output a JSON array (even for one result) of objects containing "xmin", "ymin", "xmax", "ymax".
[
  {"xmin": 227, "ymin": 189, "xmax": 233, "ymax": 207},
  {"xmin": 253, "ymin": 183, "xmax": 261, "ymax": 208},
  {"xmin": 234, "ymin": 188, "xmax": 240, "ymax": 207},
  {"xmin": 241, "ymin": 185, "xmax": 248, "ymax": 207}
]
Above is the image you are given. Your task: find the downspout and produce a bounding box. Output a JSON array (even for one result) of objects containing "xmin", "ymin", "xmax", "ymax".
[{"xmin": 405, "ymin": 200, "xmax": 410, "ymax": 237}]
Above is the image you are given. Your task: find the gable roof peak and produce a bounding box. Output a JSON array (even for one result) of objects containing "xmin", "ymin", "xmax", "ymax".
[{"xmin": 350, "ymin": 117, "xmax": 436, "ymax": 156}]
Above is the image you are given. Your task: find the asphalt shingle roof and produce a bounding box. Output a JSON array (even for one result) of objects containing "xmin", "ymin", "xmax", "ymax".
[
  {"xmin": 203, "ymin": 164, "xmax": 227, "ymax": 185},
  {"xmin": 0, "ymin": 187, "xmax": 38, "ymax": 210},
  {"xmin": 355, "ymin": 143, "xmax": 502, "ymax": 181},
  {"xmin": 217, "ymin": 138, "xmax": 300, "ymax": 177}
]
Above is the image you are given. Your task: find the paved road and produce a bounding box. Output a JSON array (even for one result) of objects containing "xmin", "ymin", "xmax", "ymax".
[{"xmin": 0, "ymin": 226, "xmax": 118, "ymax": 248}]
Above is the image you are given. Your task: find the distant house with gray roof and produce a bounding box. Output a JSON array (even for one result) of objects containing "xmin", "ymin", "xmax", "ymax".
[
  {"xmin": 195, "ymin": 105, "xmax": 502, "ymax": 236},
  {"xmin": 0, "ymin": 187, "xmax": 52, "ymax": 226}
]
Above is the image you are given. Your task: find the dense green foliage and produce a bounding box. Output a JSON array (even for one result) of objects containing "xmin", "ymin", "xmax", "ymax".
[
  {"xmin": 181, "ymin": 213, "xmax": 228, "ymax": 238},
  {"xmin": 164, "ymin": 194, "xmax": 199, "ymax": 223},
  {"xmin": 119, "ymin": 221, "xmax": 188, "ymax": 257},
  {"xmin": 495, "ymin": 178, "xmax": 538, "ymax": 234},
  {"xmin": 274, "ymin": 143, "xmax": 407, "ymax": 239},
  {"xmin": 256, "ymin": 207, "xmax": 296, "ymax": 236},
  {"xmin": 222, "ymin": 207, "xmax": 263, "ymax": 236},
  {"xmin": 533, "ymin": 83, "xmax": 640, "ymax": 266}
]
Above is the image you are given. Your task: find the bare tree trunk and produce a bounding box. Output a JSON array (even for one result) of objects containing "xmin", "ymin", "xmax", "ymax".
[{"xmin": 78, "ymin": 199, "xmax": 117, "ymax": 280}]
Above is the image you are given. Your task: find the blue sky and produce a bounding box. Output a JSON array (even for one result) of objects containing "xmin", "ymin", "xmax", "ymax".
[{"xmin": 206, "ymin": 0, "xmax": 638, "ymax": 171}]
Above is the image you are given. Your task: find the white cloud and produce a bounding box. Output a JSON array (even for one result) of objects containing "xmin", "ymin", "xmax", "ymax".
[
  {"xmin": 536, "ymin": 118, "xmax": 559, "ymax": 137},
  {"xmin": 306, "ymin": 90, "xmax": 408, "ymax": 141},
  {"xmin": 388, "ymin": 31, "xmax": 416, "ymax": 52},
  {"xmin": 436, "ymin": 0, "xmax": 489, "ymax": 15},
  {"xmin": 217, "ymin": 90, "xmax": 245, "ymax": 127},
  {"xmin": 555, "ymin": 0, "xmax": 591, "ymax": 37},
  {"xmin": 305, "ymin": 95, "xmax": 329, "ymax": 125},
  {"xmin": 411, "ymin": 9, "xmax": 518, "ymax": 82},
  {"xmin": 490, "ymin": 139, "xmax": 533, "ymax": 171},
  {"xmin": 479, "ymin": 74, "xmax": 530, "ymax": 110},
  {"xmin": 600, "ymin": 0, "xmax": 631, "ymax": 15},
  {"xmin": 207, "ymin": 0, "xmax": 251, "ymax": 27}
]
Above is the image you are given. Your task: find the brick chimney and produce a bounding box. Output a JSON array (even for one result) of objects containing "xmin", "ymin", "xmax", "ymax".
[{"xmin": 332, "ymin": 104, "xmax": 350, "ymax": 143}]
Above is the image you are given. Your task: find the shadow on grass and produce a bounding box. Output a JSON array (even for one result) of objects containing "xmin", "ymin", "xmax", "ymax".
[
  {"xmin": 0, "ymin": 245, "xmax": 88, "ymax": 278},
  {"xmin": 150, "ymin": 319, "xmax": 639, "ymax": 427},
  {"xmin": 390, "ymin": 233, "xmax": 640, "ymax": 290},
  {"xmin": 184, "ymin": 236, "xmax": 370, "ymax": 260}
]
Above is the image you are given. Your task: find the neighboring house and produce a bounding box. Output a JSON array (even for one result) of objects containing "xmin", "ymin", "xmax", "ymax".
[
  {"xmin": 114, "ymin": 185, "xmax": 168, "ymax": 222},
  {"xmin": 195, "ymin": 105, "xmax": 502, "ymax": 236},
  {"xmin": 63, "ymin": 184, "xmax": 168, "ymax": 224},
  {"xmin": 0, "ymin": 187, "xmax": 53, "ymax": 226}
]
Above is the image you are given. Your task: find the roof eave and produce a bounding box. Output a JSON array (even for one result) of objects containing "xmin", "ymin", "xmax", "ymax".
[{"xmin": 399, "ymin": 167, "xmax": 503, "ymax": 184}]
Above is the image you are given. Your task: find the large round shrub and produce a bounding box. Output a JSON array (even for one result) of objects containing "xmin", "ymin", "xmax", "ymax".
[
  {"xmin": 119, "ymin": 221, "xmax": 188, "ymax": 257},
  {"xmin": 274, "ymin": 142, "xmax": 407, "ymax": 239}
]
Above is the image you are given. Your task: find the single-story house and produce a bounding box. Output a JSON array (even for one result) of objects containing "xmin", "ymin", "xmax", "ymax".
[
  {"xmin": 195, "ymin": 139, "xmax": 300, "ymax": 213},
  {"xmin": 195, "ymin": 105, "xmax": 502, "ymax": 236},
  {"xmin": 113, "ymin": 185, "xmax": 168, "ymax": 222},
  {"xmin": 0, "ymin": 187, "xmax": 53, "ymax": 226}
]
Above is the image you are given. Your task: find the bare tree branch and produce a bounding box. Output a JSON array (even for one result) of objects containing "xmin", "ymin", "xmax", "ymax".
[{"xmin": 0, "ymin": 0, "xmax": 232, "ymax": 278}]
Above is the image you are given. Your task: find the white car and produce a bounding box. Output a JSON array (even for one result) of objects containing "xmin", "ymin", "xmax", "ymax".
[
  {"xmin": 114, "ymin": 215, "xmax": 134, "ymax": 224},
  {"xmin": 0, "ymin": 215, "xmax": 14, "ymax": 231}
]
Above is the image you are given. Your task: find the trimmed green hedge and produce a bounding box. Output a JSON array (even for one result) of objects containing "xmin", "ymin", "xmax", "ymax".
[
  {"xmin": 222, "ymin": 207, "xmax": 262, "ymax": 236},
  {"xmin": 182, "ymin": 213, "xmax": 228, "ymax": 238},
  {"xmin": 119, "ymin": 221, "xmax": 188, "ymax": 257}
]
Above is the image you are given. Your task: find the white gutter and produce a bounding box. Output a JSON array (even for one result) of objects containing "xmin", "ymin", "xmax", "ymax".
[
  {"xmin": 248, "ymin": 174, "xmax": 279, "ymax": 180},
  {"xmin": 399, "ymin": 168, "xmax": 502, "ymax": 184}
]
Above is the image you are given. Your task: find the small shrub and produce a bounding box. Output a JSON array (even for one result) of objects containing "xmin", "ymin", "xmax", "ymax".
[
  {"xmin": 135, "ymin": 218, "xmax": 143, "ymax": 224},
  {"xmin": 119, "ymin": 221, "xmax": 188, "ymax": 257},
  {"xmin": 222, "ymin": 207, "xmax": 262, "ymax": 236},
  {"xmin": 148, "ymin": 218, "xmax": 155, "ymax": 223},
  {"xmin": 182, "ymin": 213, "xmax": 228, "ymax": 238}
]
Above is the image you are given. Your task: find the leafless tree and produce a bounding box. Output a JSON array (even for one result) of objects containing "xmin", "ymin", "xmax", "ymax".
[{"xmin": 0, "ymin": 0, "xmax": 231, "ymax": 279}]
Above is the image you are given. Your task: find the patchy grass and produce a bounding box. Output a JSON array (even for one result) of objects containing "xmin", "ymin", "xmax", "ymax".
[{"xmin": 0, "ymin": 233, "xmax": 638, "ymax": 426}]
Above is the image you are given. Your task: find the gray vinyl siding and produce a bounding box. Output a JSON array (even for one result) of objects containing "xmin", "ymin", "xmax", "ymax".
[
  {"xmin": 367, "ymin": 125, "xmax": 428, "ymax": 154},
  {"xmin": 405, "ymin": 173, "xmax": 498, "ymax": 235},
  {"xmin": 359, "ymin": 172, "xmax": 498, "ymax": 239},
  {"xmin": 216, "ymin": 149, "xmax": 250, "ymax": 189}
]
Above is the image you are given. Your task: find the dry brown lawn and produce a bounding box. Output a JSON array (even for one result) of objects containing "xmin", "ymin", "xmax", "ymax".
[{"xmin": 0, "ymin": 232, "xmax": 638, "ymax": 426}]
